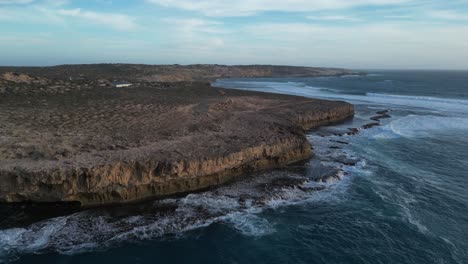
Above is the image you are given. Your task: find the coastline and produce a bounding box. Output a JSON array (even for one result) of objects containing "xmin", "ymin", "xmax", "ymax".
[
  {"xmin": 0, "ymin": 64, "xmax": 364, "ymax": 83},
  {"xmin": 0, "ymin": 76, "xmax": 354, "ymax": 207}
]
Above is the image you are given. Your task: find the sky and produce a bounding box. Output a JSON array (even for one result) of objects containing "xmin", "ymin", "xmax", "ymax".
[{"xmin": 0, "ymin": 0, "xmax": 468, "ymax": 69}]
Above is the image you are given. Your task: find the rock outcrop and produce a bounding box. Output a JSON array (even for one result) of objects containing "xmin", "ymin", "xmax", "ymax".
[
  {"xmin": 1, "ymin": 72, "xmax": 48, "ymax": 84},
  {"xmin": 0, "ymin": 78, "xmax": 353, "ymax": 207}
]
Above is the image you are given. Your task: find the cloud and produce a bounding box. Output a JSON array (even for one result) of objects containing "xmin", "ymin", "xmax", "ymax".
[
  {"xmin": 0, "ymin": 5, "xmax": 64, "ymax": 23},
  {"xmin": 0, "ymin": 34, "xmax": 51, "ymax": 45},
  {"xmin": 0, "ymin": 4, "xmax": 139, "ymax": 31},
  {"xmin": 1, "ymin": 0, "xmax": 467, "ymax": 69},
  {"xmin": 57, "ymin": 8, "xmax": 138, "ymax": 30},
  {"xmin": 43, "ymin": 0, "xmax": 69, "ymax": 7},
  {"xmin": 147, "ymin": 0, "xmax": 411, "ymax": 16},
  {"xmin": 161, "ymin": 18, "xmax": 225, "ymax": 33},
  {"xmin": 429, "ymin": 10, "xmax": 468, "ymax": 21},
  {"xmin": 160, "ymin": 18, "xmax": 226, "ymax": 49},
  {"xmin": 0, "ymin": 0, "xmax": 33, "ymax": 4},
  {"xmin": 384, "ymin": 15, "xmax": 411, "ymax": 19},
  {"xmin": 306, "ymin": 15, "xmax": 361, "ymax": 22},
  {"xmin": 242, "ymin": 22, "xmax": 468, "ymax": 68},
  {"xmin": 162, "ymin": 17, "xmax": 221, "ymax": 27}
]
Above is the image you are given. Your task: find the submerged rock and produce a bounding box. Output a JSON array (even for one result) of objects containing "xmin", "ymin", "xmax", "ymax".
[
  {"xmin": 361, "ymin": 122, "xmax": 380, "ymax": 129},
  {"xmin": 376, "ymin": 110, "xmax": 390, "ymax": 115},
  {"xmin": 346, "ymin": 128, "xmax": 360, "ymax": 135},
  {"xmin": 333, "ymin": 155, "xmax": 358, "ymax": 166},
  {"xmin": 370, "ymin": 114, "xmax": 391, "ymax": 121},
  {"xmin": 330, "ymin": 140, "xmax": 349, "ymax": 145},
  {"xmin": 315, "ymin": 169, "xmax": 345, "ymax": 183}
]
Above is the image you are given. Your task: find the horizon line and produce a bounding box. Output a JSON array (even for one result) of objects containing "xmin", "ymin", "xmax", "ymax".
[{"xmin": 0, "ymin": 63, "xmax": 467, "ymax": 71}]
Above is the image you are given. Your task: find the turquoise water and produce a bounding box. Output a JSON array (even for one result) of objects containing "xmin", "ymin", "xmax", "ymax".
[{"xmin": 1, "ymin": 71, "xmax": 467, "ymax": 263}]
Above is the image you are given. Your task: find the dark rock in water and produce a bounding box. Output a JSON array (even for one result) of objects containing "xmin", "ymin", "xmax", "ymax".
[
  {"xmin": 329, "ymin": 128, "xmax": 354, "ymax": 137},
  {"xmin": 333, "ymin": 155, "xmax": 358, "ymax": 166},
  {"xmin": 330, "ymin": 140, "xmax": 349, "ymax": 145},
  {"xmin": 298, "ymin": 185, "xmax": 326, "ymax": 192},
  {"xmin": 370, "ymin": 114, "xmax": 391, "ymax": 121},
  {"xmin": 376, "ymin": 110, "xmax": 390, "ymax": 115},
  {"xmin": 346, "ymin": 127, "xmax": 360, "ymax": 135},
  {"xmin": 361, "ymin": 123, "xmax": 380, "ymax": 129},
  {"xmin": 305, "ymin": 161, "xmax": 345, "ymax": 183},
  {"xmin": 315, "ymin": 169, "xmax": 344, "ymax": 183},
  {"xmin": 330, "ymin": 146, "xmax": 341, "ymax": 149},
  {"xmin": 258, "ymin": 177, "xmax": 308, "ymax": 191},
  {"xmin": 319, "ymin": 127, "xmax": 351, "ymax": 137}
]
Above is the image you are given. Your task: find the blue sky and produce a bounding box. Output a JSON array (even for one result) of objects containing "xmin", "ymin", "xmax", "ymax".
[{"xmin": 1, "ymin": 0, "xmax": 468, "ymax": 69}]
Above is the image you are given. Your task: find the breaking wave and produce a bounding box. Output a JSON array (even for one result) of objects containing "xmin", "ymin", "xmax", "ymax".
[
  {"xmin": 0, "ymin": 166, "xmax": 357, "ymax": 261},
  {"xmin": 368, "ymin": 115, "xmax": 468, "ymax": 138},
  {"xmin": 365, "ymin": 93, "xmax": 468, "ymax": 114},
  {"xmin": 0, "ymin": 123, "xmax": 366, "ymax": 263},
  {"xmin": 214, "ymin": 80, "xmax": 468, "ymax": 114}
]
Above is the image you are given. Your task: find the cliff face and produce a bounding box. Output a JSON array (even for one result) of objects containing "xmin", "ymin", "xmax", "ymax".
[
  {"xmin": 0, "ymin": 80, "xmax": 353, "ymax": 207},
  {"xmin": 1, "ymin": 138, "xmax": 312, "ymax": 206}
]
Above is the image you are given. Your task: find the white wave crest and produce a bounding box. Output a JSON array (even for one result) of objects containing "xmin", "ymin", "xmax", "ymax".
[
  {"xmin": 222, "ymin": 213, "xmax": 275, "ymax": 237},
  {"xmin": 365, "ymin": 93, "xmax": 468, "ymax": 113},
  {"xmin": 215, "ymin": 79, "xmax": 468, "ymax": 114},
  {"xmin": 379, "ymin": 115, "xmax": 468, "ymax": 138}
]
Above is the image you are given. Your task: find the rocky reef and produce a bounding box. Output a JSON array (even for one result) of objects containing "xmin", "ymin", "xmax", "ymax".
[{"xmin": 0, "ymin": 68, "xmax": 354, "ymax": 207}]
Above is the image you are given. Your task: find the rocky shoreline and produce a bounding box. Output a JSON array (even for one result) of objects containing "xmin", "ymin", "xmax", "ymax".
[{"xmin": 0, "ymin": 66, "xmax": 355, "ymax": 207}]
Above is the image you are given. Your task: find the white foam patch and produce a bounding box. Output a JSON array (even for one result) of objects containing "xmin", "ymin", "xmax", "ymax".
[
  {"xmin": 222, "ymin": 213, "xmax": 275, "ymax": 237},
  {"xmin": 0, "ymin": 166, "xmax": 357, "ymax": 260},
  {"xmin": 0, "ymin": 228, "xmax": 27, "ymax": 257},
  {"xmin": 180, "ymin": 193, "xmax": 241, "ymax": 214}
]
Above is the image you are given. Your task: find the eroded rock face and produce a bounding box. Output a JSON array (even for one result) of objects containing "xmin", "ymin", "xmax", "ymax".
[
  {"xmin": 1, "ymin": 138, "xmax": 312, "ymax": 206},
  {"xmin": 0, "ymin": 82, "xmax": 353, "ymax": 206}
]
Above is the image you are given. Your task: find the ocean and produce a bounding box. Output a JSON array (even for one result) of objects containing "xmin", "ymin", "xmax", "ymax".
[{"xmin": 1, "ymin": 70, "xmax": 467, "ymax": 263}]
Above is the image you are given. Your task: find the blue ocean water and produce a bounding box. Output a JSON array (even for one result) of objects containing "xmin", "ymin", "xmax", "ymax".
[{"xmin": 1, "ymin": 71, "xmax": 468, "ymax": 264}]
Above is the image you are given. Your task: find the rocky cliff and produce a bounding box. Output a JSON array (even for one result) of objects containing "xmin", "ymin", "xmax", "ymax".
[{"xmin": 0, "ymin": 77, "xmax": 353, "ymax": 207}]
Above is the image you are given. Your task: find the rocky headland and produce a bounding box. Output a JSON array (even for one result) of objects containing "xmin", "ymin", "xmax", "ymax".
[{"xmin": 0, "ymin": 65, "xmax": 355, "ymax": 207}]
